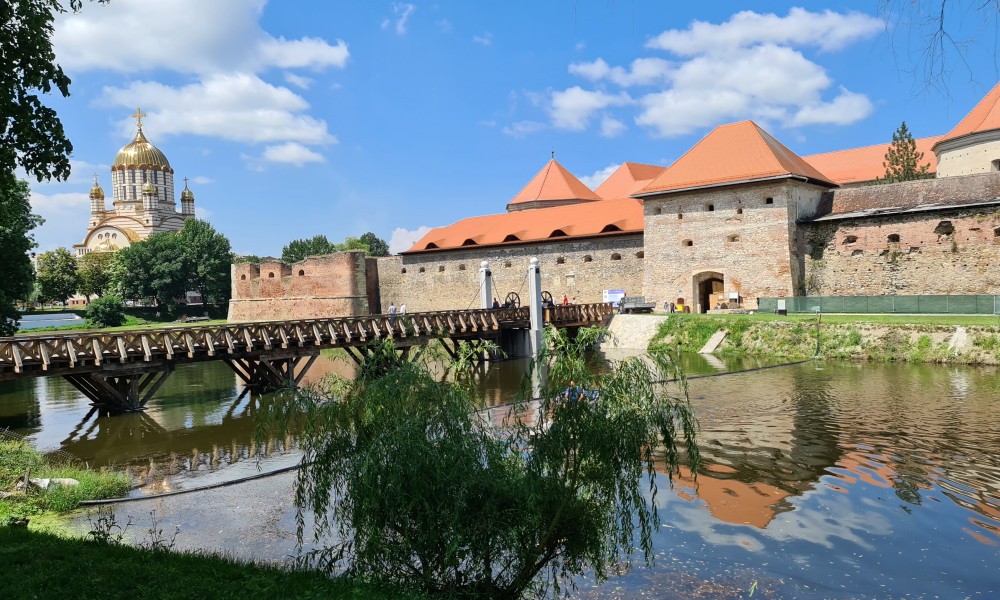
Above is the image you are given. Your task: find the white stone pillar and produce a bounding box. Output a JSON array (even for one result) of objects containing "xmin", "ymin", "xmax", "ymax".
[
  {"xmin": 479, "ymin": 261, "xmax": 493, "ymax": 309},
  {"xmin": 528, "ymin": 257, "xmax": 543, "ymax": 356}
]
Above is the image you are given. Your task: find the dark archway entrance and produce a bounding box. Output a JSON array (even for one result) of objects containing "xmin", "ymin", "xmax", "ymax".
[{"xmin": 698, "ymin": 276, "xmax": 724, "ymax": 313}]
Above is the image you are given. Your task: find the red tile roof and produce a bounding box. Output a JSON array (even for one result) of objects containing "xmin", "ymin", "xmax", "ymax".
[
  {"xmin": 803, "ymin": 136, "xmax": 941, "ymax": 185},
  {"xmin": 595, "ymin": 162, "xmax": 668, "ymax": 199},
  {"xmin": 936, "ymin": 81, "xmax": 1000, "ymax": 147},
  {"xmin": 506, "ymin": 159, "xmax": 603, "ymax": 211},
  {"xmin": 635, "ymin": 121, "xmax": 837, "ymax": 196},
  {"xmin": 404, "ymin": 197, "xmax": 642, "ymax": 253}
]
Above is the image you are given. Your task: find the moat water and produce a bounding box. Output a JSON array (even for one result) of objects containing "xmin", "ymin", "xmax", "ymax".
[{"xmin": 1, "ymin": 351, "xmax": 998, "ymax": 599}]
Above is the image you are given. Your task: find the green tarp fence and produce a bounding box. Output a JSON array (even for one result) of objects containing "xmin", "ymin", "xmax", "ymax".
[{"xmin": 758, "ymin": 295, "xmax": 1000, "ymax": 314}]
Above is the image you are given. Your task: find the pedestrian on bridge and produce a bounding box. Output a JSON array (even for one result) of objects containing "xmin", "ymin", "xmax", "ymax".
[{"xmin": 388, "ymin": 302, "xmax": 397, "ymax": 323}]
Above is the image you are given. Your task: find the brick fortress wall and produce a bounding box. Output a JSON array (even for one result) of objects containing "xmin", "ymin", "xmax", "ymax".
[
  {"xmin": 800, "ymin": 174, "xmax": 1000, "ymax": 295},
  {"xmin": 228, "ymin": 251, "xmax": 370, "ymax": 322},
  {"xmin": 376, "ymin": 235, "xmax": 644, "ymax": 313}
]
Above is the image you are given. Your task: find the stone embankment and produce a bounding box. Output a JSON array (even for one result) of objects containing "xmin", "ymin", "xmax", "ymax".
[
  {"xmin": 648, "ymin": 315, "xmax": 1000, "ymax": 365},
  {"xmin": 599, "ymin": 314, "xmax": 669, "ymax": 350}
]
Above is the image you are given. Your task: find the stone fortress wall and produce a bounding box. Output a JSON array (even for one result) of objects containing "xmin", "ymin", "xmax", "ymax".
[
  {"xmin": 376, "ymin": 235, "xmax": 645, "ymax": 313},
  {"xmin": 799, "ymin": 173, "xmax": 1000, "ymax": 296},
  {"xmin": 228, "ymin": 251, "xmax": 370, "ymax": 322}
]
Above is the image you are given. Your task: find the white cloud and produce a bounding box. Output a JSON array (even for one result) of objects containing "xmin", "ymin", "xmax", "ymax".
[
  {"xmin": 473, "ymin": 32, "xmax": 493, "ymax": 46},
  {"xmin": 101, "ymin": 74, "xmax": 335, "ymax": 145},
  {"xmin": 550, "ymin": 87, "xmax": 632, "ymax": 131},
  {"xmin": 28, "ymin": 191, "xmax": 90, "ymax": 252},
  {"xmin": 646, "ymin": 8, "xmax": 882, "ymax": 55},
  {"xmin": 54, "ymin": 0, "xmax": 349, "ymax": 74},
  {"xmin": 283, "ymin": 72, "xmax": 314, "ymax": 90},
  {"xmin": 191, "ymin": 176, "xmax": 215, "ymax": 185},
  {"xmin": 436, "ymin": 19, "xmax": 452, "ymax": 33},
  {"xmin": 382, "ymin": 3, "xmax": 415, "ymax": 35},
  {"xmin": 600, "ymin": 117, "xmax": 626, "ymax": 138},
  {"xmin": 195, "ymin": 206, "xmax": 214, "ymax": 220},
  {"xmin": 578, "ymin": 163, "xmax": 621, "ymax": 190},
  {"xmin": 260, "ymin": 142, "xmax": 325, "ymax": 166},
  {"xmin": 389, "ymin": 226, "xmax": 432, "ymax": 254},
  {"xmin": 544, "ymin": 8, "xmax": 881, "ymax": 138},
  {"xmin": 502, "ymin": 120, "xmax": 546, "ymax": 139}
]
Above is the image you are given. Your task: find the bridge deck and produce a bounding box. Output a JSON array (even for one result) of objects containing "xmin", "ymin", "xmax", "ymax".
[{"xmin": 0, "ymin": 303, "xmax": 613, "ymax": 382}]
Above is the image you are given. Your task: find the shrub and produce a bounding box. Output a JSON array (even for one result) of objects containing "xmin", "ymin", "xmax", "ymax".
[{"xmin": 86, "ymin": 294, "xmax": 125, "ymax": 327}]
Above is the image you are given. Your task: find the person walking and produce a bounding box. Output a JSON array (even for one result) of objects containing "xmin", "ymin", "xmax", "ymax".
[
  {"xmin": 399, "ymin": 303, "xmax": 407, "ymax": 315},
  {"xmin": 388, "ymin": 302, "xmax": 397, "ymax": 323}
]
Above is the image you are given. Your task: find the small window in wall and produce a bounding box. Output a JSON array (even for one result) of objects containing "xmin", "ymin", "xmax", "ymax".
[
  {"xmin": 458, "ymin": 264, "xmax": 466, "ymax": 271},
  {"xmin": 268, "ymin": 272, "xmax": 275, "ymax": 278},
  {"xmin": 707, "ymin": 204, "xmax": 715, "ymax": 212},
  {"xmin": 653, "ymin": 207, "xmax": 662, "ymax": 215},
  {"xmin": 843, "ymin": 235, "xmax": 858, "ymax": 244},
  {"xmin": 438, "ymin": 265, "xmax": 445, "ymax": 272},
  {"xmin": 611, "ymin": 253, "xmax": 622, "ymax": 261},
  {"xmin": 298, "ymin": 269, "xmax": 305, "ymax": 276},
  {"xmin": 992, "ymin": 159, "xmax": 1000, "ymax": 171},
  {"xmin": 765, "ymin": 197, "xmax": 774, "ymax": 205},
  {"xmin": 682, "ymin": 239, "xmax": 693, "ymax": 247},
  {"xmin": 556, "ymin": 256, "xmax": 565, "ymax": 264},
  {"xmin": 678, "ymin": 213, "xmax": 683, "ymax": 219},
  {"xmin": 504, "ymin": 261, "xmax": 512, "ymax": 268},
  {"xmin": 887, "ymin": 234, "xmax": 901, "ymax": 243},
  {"xmin": 583, "ymin": 255, "xmax": 593, "ymax": 263},
  {"xmin": 726, "ymin": 234, "xmax": 740, "ymax": 242},
  {"xmin": 994, "ymin": 227, "xmax": 1000, "ymax": 237},
  {"xmin": 934, "ymin": 221, "xmax": 954, "ymax": 235},
  {"xmin": 635, "ymin": 251, "xmax": 644, "ymax": 259},
  {"xmin": 736, "ymin": 208, "xmax": 743, "ymax": 215},
  {"xmin": 240, "ymin": 274, "xmax": 246, "ymax": 280},
  {"xmin": 419, "ymin": 267, "xmax": 426, "ymax": 273},
  {"xmin": 401, "ymin": 268, "xmax": 407, "ymax": 274}
]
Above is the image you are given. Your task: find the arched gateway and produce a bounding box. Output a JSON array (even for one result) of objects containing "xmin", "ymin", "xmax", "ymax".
[{"xmin": 693, "ymin": 271, "xmax": 725, "ymax": 313}]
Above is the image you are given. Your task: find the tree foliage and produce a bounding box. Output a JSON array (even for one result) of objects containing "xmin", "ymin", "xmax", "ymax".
[
  {"xmin": 359, "ymin": 231, "xmax": 390, "ymax": 256},
  {"xmin": 256, "ymin": 327, "xmax": 700, "ymax": 599},
  {"xmin": 76, "ymin": 251, "xmax": 114, "ymax": 299},
  {"xmin": 0, "ymin": 179, "xmax": 43, "ymax": 335},
  {"xmin": 111, "ymin": 219, "xmax": 232, "ymax": 306},
  {"xmin": 878, "ymin": 121, "xmax": 931, "ymax": 184},
  {"xmin": 85, "ymin": 293, "xmax": 125, "ymax": 327},
  {"xmin": 36, "ymin": 247, "xmax": 78, "ymax": 304},
  {"xmin": 281, "ymin": 232, "xmax": 391, "ymax": 262}
]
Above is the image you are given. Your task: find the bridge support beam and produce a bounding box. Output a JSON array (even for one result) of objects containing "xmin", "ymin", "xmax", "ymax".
[
  {"xmin": 224, "ymin": 354, "xmax": 319, "ymax": 392},
  {"xmin": 63, "ymin": 365, "xmax": 174, "ymax": 413}
]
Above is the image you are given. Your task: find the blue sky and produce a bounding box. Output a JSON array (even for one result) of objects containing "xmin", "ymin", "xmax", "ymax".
[{"xmin": 25, "ymin": 1, "xmax": 1000, "ymax": 256}]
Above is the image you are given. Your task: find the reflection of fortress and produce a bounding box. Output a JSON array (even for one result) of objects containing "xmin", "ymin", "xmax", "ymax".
[{"xmin": 372, "ymin": 83, "xmax": 1000, "ymax": 314}]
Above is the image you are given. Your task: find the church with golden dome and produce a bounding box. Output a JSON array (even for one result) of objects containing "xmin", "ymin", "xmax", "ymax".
[{"xmin": 72, "ymin": 109, "xmax": 196, "ymax": 256}]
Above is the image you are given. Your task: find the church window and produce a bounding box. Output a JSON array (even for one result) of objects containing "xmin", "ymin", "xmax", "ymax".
[
  {"xmin": 583, "ymin": 255, "xmax": 592, "ymax": 263},
  {"xmin": 682, "ymin": 239, "xmax": 693, "ymax": 247},
  {"xmin": 726, "ymin": 234, "xmax": 740, "ymax": 242},
  {"xmin": 438, "ymin": 265, "xmax": 445, "ymax": 272},
  {"xmin": 635, "ymin": 251, "xmax": 644, "ymax": 259},
  {"xmin": 843, "ymin": 235, "xmax": 858, "ymax": 244},
  {"xmin": 112, "ymin": 233, "xmax": 117, "ymax": 239},
  {"xmin": 298, "ymin": 269, "xmax": 305, "ymax": 276},
  {"xmin": 611, "ymin": 253, "xmax": 622, "ymax": 261},
  {"xmin": 887, "ymin": 234, "xmax": 901, "ymax": 243},
  {"xmin": 707, "ymin": 204, "xmax": 715, "ymax": 212},
  {"xmin": 736, "ymin": 208, "xmax": 743, "ymax": 215},
  {"xmin": 268, "ymin": 272, "xmax": 275, "ymax": 278},
  {"xmin": 458, "ymin": 264, "xmax": 466, "ymax": 271},
  {"xmin": 556, "ymin": 257, "xmax": 565, "ymax": 264},
  {"xmin": 401, "ymin": 268, "xmax": 407, "ymax": 274},
  {"xmin": 765, "ymin": 197, "xmax": 774, "ymax": 205},
  {"xmin": 418, "ymin": 267, "xmax": 426, "ymax": 273}
]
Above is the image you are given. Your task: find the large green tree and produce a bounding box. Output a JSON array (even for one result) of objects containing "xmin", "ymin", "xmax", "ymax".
[
  {"xmin": 0, "ymin": 180, "xmax": 44, "ymax": 334},
  {"xmin": 281, "ymin": 234, "xmax": 338, "ymax": 263},
  {"xmin": 36, "ymin": 247, "xmax": 78, "ymax": 304},
  {"xmin": 359, "ymin": 231, "xmax": 390, "ymax": 256},
  {"xmin": 879, "ymin": 121, "xmax": 931, "ymax": 183},
  {"xmin": 112, "ymin": 219, "xmax": 232, "ymax": 307},
  {"xmin": 256, "ymin": 328, "xmax": 700, "ymax": 599},
  {"xmin": 76, "ymin": 251, "xmax": 114, "ymax": 299}
]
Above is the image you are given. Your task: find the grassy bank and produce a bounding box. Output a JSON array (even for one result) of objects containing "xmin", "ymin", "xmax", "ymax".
[
  {"xmin": 0, "ymin": 438, "xmax": 130, "ymax": 525},
  {"xmin": 649, "ymin": 313, "xmax": 1000, "ymax": 364},
  {"xmin": 16, "ymin": 305, "xmax": 228, "ymax": 335},
  {"xmin": 0, "ymin": 526, "xmax": 427, "ymax": 600}
]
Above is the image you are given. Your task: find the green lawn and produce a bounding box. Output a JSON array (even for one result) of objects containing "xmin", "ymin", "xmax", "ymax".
[
  {"xmin": 16, "ymin": 317, "xmax": 228, "ymax": 335},
  {"xmin": 659, "ymin": 312, "xmax": 1000, "ymax": 327},
  {"xmin": 0, "ymin": 526, "xmax": 428, "ymax": 600}
]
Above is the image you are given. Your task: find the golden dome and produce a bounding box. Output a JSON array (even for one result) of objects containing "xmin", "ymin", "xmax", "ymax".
[
  {"xmin": 181, "ymin": 179, "xmax": 194, "ymax": 200},
  {"xmin": 89, "ymin": 178, "xmax": 105, "ymax": 199},
  {"xmin": 113, "ymin": 128, "xmax": 172, "ymax": 170},
  {"xmin": 141, "ymin": 179, "xmax": 156, "ymax": 195}
]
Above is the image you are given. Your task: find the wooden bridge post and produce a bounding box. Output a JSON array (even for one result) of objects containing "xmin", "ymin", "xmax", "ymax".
[
  {"xmin": 224, "ymin": 353, "xmax": 319, "ymax": 392},
  {"xmin": 63, "ymin": 365, "xmax": 174, "ymax": 413}
]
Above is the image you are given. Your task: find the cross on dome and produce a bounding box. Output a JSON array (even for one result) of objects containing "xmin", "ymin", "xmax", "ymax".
[{"xmin": 131, "ymin": 107, "xmax": 147, "ymax": 130}]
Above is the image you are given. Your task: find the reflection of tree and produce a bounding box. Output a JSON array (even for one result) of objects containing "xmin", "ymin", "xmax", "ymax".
[{"xmin": 0, "ymin": 378, "xmax": 42, "ymax": 432}]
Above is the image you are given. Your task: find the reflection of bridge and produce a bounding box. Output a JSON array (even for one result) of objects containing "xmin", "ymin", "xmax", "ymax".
[{"xmin": 0, "ymin": 304, "xmax": 613, "ymax": 411}]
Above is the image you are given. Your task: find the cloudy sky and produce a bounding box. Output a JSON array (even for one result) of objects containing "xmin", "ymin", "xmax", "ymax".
[{"xmin": 26, "ymin": 1, "xmax": 1000, "ymax": 255}]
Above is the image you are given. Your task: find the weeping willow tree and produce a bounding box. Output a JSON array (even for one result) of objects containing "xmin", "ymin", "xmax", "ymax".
[{"xmin": 256, "ymin": 327, "xmax": 700, "ymax": 599}]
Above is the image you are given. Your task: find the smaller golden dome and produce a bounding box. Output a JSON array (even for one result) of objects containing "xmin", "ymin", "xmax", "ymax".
[
  {"xmin": 142, "ymin": 180, "xmax": 156, "ymax": 195},
  {"xmin": 181, "ymin": 178, "xmax": 194, "ymax": 200},
  {"xmin": 90, "ymin": 179, "xmax": 105, "ymax": 199}
]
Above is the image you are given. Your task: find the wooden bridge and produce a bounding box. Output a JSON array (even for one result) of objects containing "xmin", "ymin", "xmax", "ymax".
[{"xmin": 0, "ymin": 304, "xmax": 613, "ymax": 412}]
